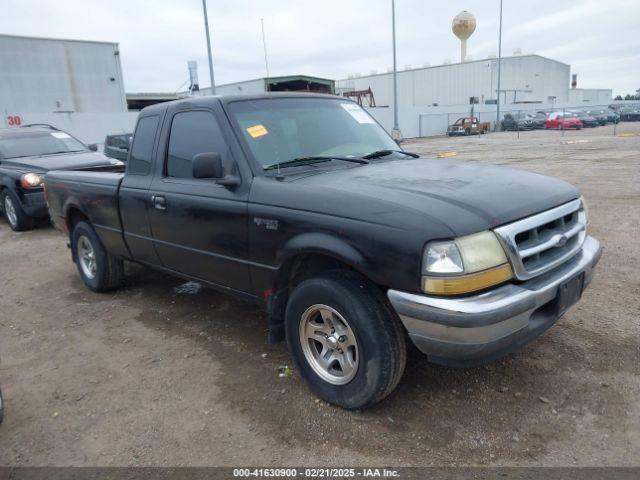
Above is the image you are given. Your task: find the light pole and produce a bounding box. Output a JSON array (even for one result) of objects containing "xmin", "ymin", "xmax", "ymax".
[
  {"xmin": 495, "ymin": 0, "xmax": 503, "ymax": 131},
  {"xmin": 202, "ymin": 0, "xmax": 216, "ymax": 94},
  {"xmin": 391, "ymin": 0, "xmax": 402, "ymax": 140}
]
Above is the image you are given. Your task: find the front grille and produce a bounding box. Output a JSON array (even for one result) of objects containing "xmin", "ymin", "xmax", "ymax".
[{"xmin": 494, "ymin": 199, "xmax": 587, "ymax": 280}]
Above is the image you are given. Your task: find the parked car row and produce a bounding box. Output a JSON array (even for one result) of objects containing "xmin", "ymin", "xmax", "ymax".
[
  {"xmin": 614, "ymin": 106, "xmax": 640, "ymax": 121},
  {"xmin": 500, "ymin": 107, "xmax": 622, "ymax": 131}
]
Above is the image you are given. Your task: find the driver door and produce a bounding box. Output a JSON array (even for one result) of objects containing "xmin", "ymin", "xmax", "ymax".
[{"xmin": 147, "ymin": 106, "xmax": 251, "ymax": 293}]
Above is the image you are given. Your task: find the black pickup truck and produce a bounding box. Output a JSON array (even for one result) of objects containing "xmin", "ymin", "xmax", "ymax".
[
  {"xmin": 45, "ymin": 93, "xmax": 602, "ymax": 409},
  {"xmin": 0, "ymin": 124, "xmax": 121, "ymax": 231}
]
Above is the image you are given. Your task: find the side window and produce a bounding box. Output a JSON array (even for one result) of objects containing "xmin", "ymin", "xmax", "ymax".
[
  {"xmin": 129, "ymin": 116, "xmax": 159, "ymax": 175},
  {"xmin": 166, "ymin": 111, "xmax": 227, "ymax": 179}
]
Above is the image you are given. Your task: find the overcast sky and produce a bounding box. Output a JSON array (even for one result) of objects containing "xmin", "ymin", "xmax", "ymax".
[{"xmin": 2, "ymin": 0, "xmax": 638, "ymax": 96}]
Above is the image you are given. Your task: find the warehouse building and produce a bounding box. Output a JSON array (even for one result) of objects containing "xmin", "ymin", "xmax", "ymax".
[
  {"xmin": 568, "ymin": 88, "xmax": 613, "ymax": 105},
  {"xmin": 337, "ymin": 54, "xmax": 576, "ymax": 107},
  {"xmin": 336, "ymin": 54, "xmax": 612, "ymax": 137},
  {"xmin": 0, "ymin": 34, "xmax": 127, "ymax": 114}
]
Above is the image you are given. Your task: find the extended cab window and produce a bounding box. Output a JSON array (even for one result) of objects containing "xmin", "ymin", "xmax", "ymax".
[
  {"xmin": 166, "ymin": 111, "xmax": 227, "ymax": 179},
  {"xmin": 129, "ymin": 116, "xmax": 159, "ymax": 175}
]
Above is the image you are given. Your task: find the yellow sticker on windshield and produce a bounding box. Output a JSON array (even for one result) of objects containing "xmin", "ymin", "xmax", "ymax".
[{"xmin": 247, "ymin": 124, "xmax": 268, "ymax": 138}]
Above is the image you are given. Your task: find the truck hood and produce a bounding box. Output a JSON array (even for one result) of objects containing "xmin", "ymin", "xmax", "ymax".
[
  {"xmin": 289, "ymin": 158, "xmax": 580, "ymax": 236},
  {"xmin": 1, "ymin": 152, "xmax": 117, "ymax": 173}
]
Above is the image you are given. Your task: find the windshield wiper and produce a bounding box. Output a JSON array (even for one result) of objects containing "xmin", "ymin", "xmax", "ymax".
[
  {"xmin": 362, "ymin": 149, "xmax": 419, "ymax": 160},
  {"xmin": 264, "ymin": 156, "xmax": 369, "ymax": 171}
]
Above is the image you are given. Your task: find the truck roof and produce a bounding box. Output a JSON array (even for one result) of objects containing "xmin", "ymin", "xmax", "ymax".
[{"xmin": 139, "ymin": 92, "xmax": 347, "ymax": 115}]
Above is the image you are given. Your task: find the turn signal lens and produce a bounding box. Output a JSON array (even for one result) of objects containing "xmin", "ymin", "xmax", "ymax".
[
  {"xmin": 422, "ymin": 263, "xmax": 513, "ymax": 295},
  {"xmin": 20, "ymin": 173, "xmax": 43, "ymax": 188}
]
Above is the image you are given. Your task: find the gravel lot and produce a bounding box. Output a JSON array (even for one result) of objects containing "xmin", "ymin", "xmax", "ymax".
[{"xmin": 0, "ymin": 123, "xmax": 638, "ymax": 467}]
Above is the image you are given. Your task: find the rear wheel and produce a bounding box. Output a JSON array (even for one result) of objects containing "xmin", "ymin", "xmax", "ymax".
[
  {"xmin": 71, "ymin": 221, "xmax": 124, "ymax": 292},
  {"xmin": 285, "ymin": 270, "xmax": 406, "ymax": 409},
  {"xmin": 1, "ymin": 190, "xmax": 33, "ymax": 231}
]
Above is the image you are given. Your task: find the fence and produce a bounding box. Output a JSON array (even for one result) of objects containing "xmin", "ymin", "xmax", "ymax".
[
  {"xmin": 416, "ymin": 104, "xmax": 629, "ymax": 138},
  {"xmin": 366, "ymin": 101, "xmax": 639, "ymax": 139}
]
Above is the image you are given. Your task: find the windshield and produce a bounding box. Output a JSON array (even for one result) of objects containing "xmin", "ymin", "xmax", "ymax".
[
  {"xmin": 0, "ymin": 131, "xmax": 87, "ymax": 159},
  {"xmin": 227, "ymin": 98, "xmax": 399, "ymax": 169}
]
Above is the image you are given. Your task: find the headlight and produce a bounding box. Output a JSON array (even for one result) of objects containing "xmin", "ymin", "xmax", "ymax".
[
  {"xmin": 424, "ymin": 241, "xmax": 463, "ymax": 273},
  {"xmin": 20, "ymin": 173, "xmax": 44, "ymax": 188},
  {"xmin": 422, "ymin": 231, "xmax": 512, "ymax": 295}
]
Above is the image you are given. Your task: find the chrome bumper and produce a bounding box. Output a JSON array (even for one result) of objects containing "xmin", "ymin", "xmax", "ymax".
[{"xmin": 387, "ymin": 236, "xmax": 602, "ymax": 367}]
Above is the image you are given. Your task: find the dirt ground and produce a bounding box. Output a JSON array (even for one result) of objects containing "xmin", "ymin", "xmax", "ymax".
[{"xmin": 0, "ymin": 123, "xmax": 638, "ymax": 467}]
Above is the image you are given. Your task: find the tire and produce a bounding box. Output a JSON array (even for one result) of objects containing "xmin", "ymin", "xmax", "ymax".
[
  {"xmin": 464, "ymin": 129, "xmax": 470, "ymax": 136},
  {"xmin": 1, "ymin": 189, "xmax": 33, "ymax": 231},
  {"xmin": 285, "ymin": 270, "xmax": 406, "ymax": 409},
  {"xmin": 71, "ymin": 221, "xmax": 124, "ymax": 292}
]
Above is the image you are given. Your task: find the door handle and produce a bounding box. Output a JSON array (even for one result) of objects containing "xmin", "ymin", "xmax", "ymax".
[{"xmin": 152, "ymin": 194, "xmax": 167, "ymax": 210}]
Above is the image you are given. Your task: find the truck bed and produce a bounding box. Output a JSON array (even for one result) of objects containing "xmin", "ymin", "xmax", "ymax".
[{"xmin": 45, "ymin": 170, "xmax": 129, "ymax": 257}]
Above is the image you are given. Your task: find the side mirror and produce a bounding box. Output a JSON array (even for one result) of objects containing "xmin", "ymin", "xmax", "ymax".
[
  {"xmin": 88, "ymin": 144, "xmax": 98, "ymax": 152},
  {"xmin": 193, "ymin": 152, "xmax": 223, "ymax": 179}
]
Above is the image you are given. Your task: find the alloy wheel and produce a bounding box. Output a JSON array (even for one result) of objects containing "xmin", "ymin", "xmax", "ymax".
[
  {"xmin": 299, "ymin": 304, "xmax": 359, "ymax": 385},
  {"xmin": 77, "ymin": 235, "xmax": 97, "ymax": 279},
  {"xmin": 4, "ymin": 196, "xmax": 17, "ymax": 228}
]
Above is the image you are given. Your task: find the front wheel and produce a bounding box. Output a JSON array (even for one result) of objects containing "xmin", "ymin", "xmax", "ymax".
[
  {"xmin": 71, "ymin": 221, "xmax": 124, "ymax": 292},
  {"xmin": 1, "ymin": 190, "xmax": 33, "ymax": 231},
  {"xmin": 285, "ymin": 271, "xmax": 406, "ymax": 409}
]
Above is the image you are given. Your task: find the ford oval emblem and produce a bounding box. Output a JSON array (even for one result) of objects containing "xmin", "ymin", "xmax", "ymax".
[{"xmin": 552, "ymin": 234, "xmax": 568, "ymax": 248}]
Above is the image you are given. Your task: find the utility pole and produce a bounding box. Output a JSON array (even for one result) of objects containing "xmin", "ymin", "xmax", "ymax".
[
  {"xmin": 495, "ymin": 0, "xmax": 503, "ymax": 131},
  {"xmin": 391, "ymin": 0, "xmax": 402, "ymax": 141},
  {"xmin": 202, "ymin": 0, "xmax": 216, "ymax": 94}
]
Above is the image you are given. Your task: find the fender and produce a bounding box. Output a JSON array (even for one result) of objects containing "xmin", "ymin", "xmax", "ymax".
[
  {"xmin": 276, "ymin": 232, "xmax": 370, "ymax": 278},
  {"xmin": 62, "ymin": 196, "xmax": 90, "ymax": 232},
  {"xmin": 0, "ymin": 169, "xmax": 23, "ymax": 196}
]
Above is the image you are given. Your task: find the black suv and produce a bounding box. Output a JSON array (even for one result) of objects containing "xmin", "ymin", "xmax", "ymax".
[{"xmin": 0, "ymin": 124, "xmax": 119, "ymax": 231}]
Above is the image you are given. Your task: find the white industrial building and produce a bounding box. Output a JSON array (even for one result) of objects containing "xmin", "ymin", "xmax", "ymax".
[
  {"xmin": 568, "ymin": 88, "xmax": 613, "ymax": 105},
  {"xmin": 336, "ymin": 54, "xmax": 613, "ymax": 137},
  {"xmin": 339, "ymin": 54, "xmax": 581, "ymax": 107},
  {"xmin": 0, "ymin": 34, "xmax": 127, "ymax": 114}
]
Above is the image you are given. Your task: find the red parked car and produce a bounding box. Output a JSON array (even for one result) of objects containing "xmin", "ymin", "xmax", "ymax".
[{"xmin": 545, "ymin": 112, "xmax": 583, "ymax": 130}]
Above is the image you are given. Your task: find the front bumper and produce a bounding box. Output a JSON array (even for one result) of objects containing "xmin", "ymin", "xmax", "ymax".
[
  {"xmin": 387, "ymin": 236, "xmax": 602, "ymax": 367},
  {"xmin": 20, "ymin": 190, "xmax": 48, "ymax": 218}
]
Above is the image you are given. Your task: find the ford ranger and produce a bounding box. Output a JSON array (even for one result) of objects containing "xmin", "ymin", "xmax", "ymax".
[{"xmin": 44, "ymin": 93, "xmax": 602, "ymax": 409}]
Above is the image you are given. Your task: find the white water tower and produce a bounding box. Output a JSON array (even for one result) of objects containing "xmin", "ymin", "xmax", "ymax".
[{"xmin": 452, "ymin": 11, "xmax": 476, "ymax": 62}]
